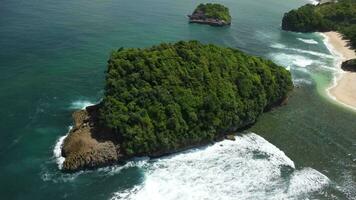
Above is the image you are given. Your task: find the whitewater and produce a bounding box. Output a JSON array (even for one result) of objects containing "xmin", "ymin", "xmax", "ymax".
[{"xmin": 110, "ymin": 133, "xmax": 329, "ymax": 200}]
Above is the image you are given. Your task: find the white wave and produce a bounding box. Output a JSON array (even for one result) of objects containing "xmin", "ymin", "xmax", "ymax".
[
  {"xmin": 70, "ymin": 100, "xmax": 94, "ymax": 110},
  {"xmin": 288, "ymin": 168, "xmax": 330, "ymax": 196},
  {"xmin": 319, "ymin": 65, "xmax": 339, "ymax": 72},
  {"xmin": 270, "ymin": 53, "xmax": 314, "ymax": 68},
  {"xmin": 308, "ymin": 0, "xmax": 319, "ymax": 5},
  {"xmin": 97, "ymin": 157, "xmax": 150, "ymax": 176},
  {"xmin": 110, "ymin": 133, "xmax": 329, "ymax": 200},
  {"xmin": 294, "ymin": 78, "xmax": 313, "ymax": 86},
  {"xmin": 297, "ymin": 38, "xmax": 318, "ymax": 44},
  {"xmin": 271, "ymin": 43, "xmax": 333, "ymax": 58},
  {"xmin": 53, "ymin": 126, "xmax": 72, "ymax": 170}
]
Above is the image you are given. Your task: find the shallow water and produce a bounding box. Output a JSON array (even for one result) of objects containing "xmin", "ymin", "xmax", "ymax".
[{"xmin": 0, "ymin": 0, "xmax": 355, "ymax": 199}]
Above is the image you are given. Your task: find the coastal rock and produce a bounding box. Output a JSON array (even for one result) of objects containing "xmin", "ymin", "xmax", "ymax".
[
  {"xmin": 61, "ymin": 105, "xmax": 121, "ymax": 172},
  {"xmin": 341, "ymin": 59, "xmax": 356, "ymax": 72},
  {"xmin": 225, "ymin": 135, "xmax": 236, "ymax": 141}
]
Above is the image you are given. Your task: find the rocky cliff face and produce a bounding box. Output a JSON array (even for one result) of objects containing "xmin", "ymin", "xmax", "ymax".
[{"xmin": 61, "ymin": 105, "xmax": 121, "ymax": 172}]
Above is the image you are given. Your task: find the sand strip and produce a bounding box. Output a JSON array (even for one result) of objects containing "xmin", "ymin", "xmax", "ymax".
[{"xmin": 322, "ymin": 32, "xmax": 356, "ymax": 110}]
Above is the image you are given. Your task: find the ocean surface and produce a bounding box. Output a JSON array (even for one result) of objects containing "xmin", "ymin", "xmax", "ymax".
[{"xmin": 0, "ymin": 0, "xmax": 355, "ymax": 199}]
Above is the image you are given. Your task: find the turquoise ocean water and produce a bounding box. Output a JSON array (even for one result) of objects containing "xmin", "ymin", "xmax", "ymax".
[{"xmin": 0, "ymin": 0, "xmax": 355, "ymax": 199}]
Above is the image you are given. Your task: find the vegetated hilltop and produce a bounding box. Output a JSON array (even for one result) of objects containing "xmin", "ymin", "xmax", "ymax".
[
  {"xmin": 62, "ymin": 41, "xmax": 293, "ymax": 172},
  {"xmin": 188, "ymin": 3, "xmax": 231, "ymax": 26},
  {"xmin": 282, "ymin": 0, "xmax": 356, "ymax": 49},
  {"xmin": 100, "ymin": 41, "xmax": 293, "ymax": 157}
]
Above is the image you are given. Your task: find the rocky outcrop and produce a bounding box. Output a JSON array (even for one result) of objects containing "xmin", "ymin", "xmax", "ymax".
[
  {"xmin": 188, "ymin": 10, "xmax": 231, "ymax": 26},
  {"xmin": 61, "ymin": 105, "xmax": 121, "ymax": 172},
  {"xmin": 341, "ymin": 59, "xmax": 356, "ymax": 72}
]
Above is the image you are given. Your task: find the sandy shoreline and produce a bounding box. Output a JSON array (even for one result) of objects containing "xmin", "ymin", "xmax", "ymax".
[{"xmin": 322, "ymin": 32, "xmax": 356, "ymax": 110}]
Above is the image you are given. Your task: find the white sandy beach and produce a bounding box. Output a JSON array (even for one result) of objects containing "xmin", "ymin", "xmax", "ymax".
[{"xmin": 323, "ymin": 32, "xmax": 356, "ymax": 110}]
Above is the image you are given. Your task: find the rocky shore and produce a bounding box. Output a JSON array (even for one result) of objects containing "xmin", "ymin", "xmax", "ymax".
[
  {"xmin": 61, "ymin": 105, "xmax": 121, "ymax": 172},
  {"xmin": 60, "ymin": 41, "xmax": 292, "ymax": 172},
  {"xmin": 60, "ymin": 96, "xmax": 290, "ymax": 172},
  {"xmin": 188, "ymin": 13, "xmax": 231, "ymax": 26},
  {"xmin": 188, "ymin": 3, "xmax": 231, "ymax": 26},
  {"xmin": 188, "ymin": 14, "xmax": 230, "ymax": 26}
]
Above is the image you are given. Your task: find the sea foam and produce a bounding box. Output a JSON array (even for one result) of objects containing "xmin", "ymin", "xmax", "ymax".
[
  {"xmin": 297, "ymin": 38, "xmax": 319, "ymax": 45},
  {"xmin": 53, "ymin": 126, "xmax": 72, "ymax": 170},
  {"xmin": 110, "ymin": 133, "xmax": 329, "ymax": 200},
  {"xmin": 70, "ymin": 100, "xmax": 94, "ymax": 110},
  {"xmin": 270, "ymin": 53, "xmax": 314, "ymax": 68},
  {"xmin": 271, "ymin": 43, "xmax": 333, "ymax": 58}
]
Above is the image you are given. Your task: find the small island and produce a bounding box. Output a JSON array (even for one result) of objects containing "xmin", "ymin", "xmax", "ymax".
[
  {"xmin": 188, "ymin": 3, "xmax": 231, "ymax": 26},
  {"xmin": 61, "ymin": 41, "xmax": 293, "ymax": 172}
]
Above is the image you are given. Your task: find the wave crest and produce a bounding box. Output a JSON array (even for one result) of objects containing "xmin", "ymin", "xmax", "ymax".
[{"xmin": 110, "ymin": 133, "xmax": 329, "ymax": 200}]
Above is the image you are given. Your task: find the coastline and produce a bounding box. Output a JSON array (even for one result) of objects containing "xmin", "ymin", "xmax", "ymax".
[{"xmin": 321, "ymin": 31, "xmax": 356, "ymax": 110}]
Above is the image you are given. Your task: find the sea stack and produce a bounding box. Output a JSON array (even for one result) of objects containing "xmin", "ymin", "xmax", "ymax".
[
  {"xmin": 61, "ymin": 41, "xmax": 293, "ymax": 172},
  {"xmin": 188, "ymin": 3, "xmax": 231, "ymax": 26}
]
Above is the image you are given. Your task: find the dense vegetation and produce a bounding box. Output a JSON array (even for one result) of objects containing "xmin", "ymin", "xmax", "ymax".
[
  {"xmin": 282, "ymin": 0, "xmax": 356, "ymax": 49},
  {"xmin": 193, "ymin": 3, "xmax": 231, "ymax": 23},
  {"xmin": 100, "ymin": 41, "xmax": 293, "ymax": 156}
]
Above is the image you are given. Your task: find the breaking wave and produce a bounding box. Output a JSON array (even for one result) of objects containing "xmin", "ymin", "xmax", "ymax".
[
  {"xmin": 297, "ymin": 38, "xmax": 318, "ymax": 44},
  {"xmin": 110, "ymin": 133, "xmax": 329, "ymax": 200},
  {"xmin": 53, "ymin": 126, "xmax": 72, "ymax": 170},
  {"xmin": 270, "ymin": 53, "xmax": 315, "ymax": 68},
  {"xmin": 70, "ymin": 100, "xmax": 94, "ymax": 110},
  {"xmin": 271, "ymin": 43, "xmax": 333, "ymax": 58}
]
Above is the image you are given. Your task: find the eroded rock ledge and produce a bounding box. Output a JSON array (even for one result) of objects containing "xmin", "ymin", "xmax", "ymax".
[
  {"xmin": 188, "ymin": 14, "xmax": 231, "ymax": 26},
  {"xmin": 61, "ymin": 105, "xmax": 121, "ymax": 172}
]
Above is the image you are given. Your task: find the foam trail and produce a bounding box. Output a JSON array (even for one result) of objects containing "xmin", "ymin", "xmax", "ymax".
[
  {"xmin": 271, "ymin": 43, "xmax": 333, "ymax": 58},
  {"xmin": 297, "ymin": 38, "xmax": 318, "ymax": 45},
  {"xmin": 111, "ymin": 133, "xmax": 329, "ymax": 200},
  {"xmin": 52, "ymin": 100, "xmax": 95, "ymax": 170},
  {"xmin": 270, "ymin": 53, "xmax": 314, "ymax": 68},
  {"xmin": 53, "ymin": 126, "xmax": 72, "ymax": 169},
  {"xmin": 70, "ymin": 100, "xmax": 94, "ymax": 110}
]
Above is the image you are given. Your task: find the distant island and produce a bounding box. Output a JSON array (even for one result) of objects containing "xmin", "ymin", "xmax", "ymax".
[
  {"xmin": 188, "ymin": 3, "xmax": 231, "ymax": 26},
  {"xmin": 61, "ymin": 41, "xmax": 293, "ymax": 172}
]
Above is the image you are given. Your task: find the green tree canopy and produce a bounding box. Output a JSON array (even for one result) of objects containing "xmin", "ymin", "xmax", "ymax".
[
  {"xmin": 194, "ymin": 3, "xmax": 231, "ymax": 23},
  {"xmin": 282, "ymin": 0, "xmax": 356, "ymax": 49},
  {"xmin": 100, "ymin": 41, "xmax": 293, "ymax": 156}
]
